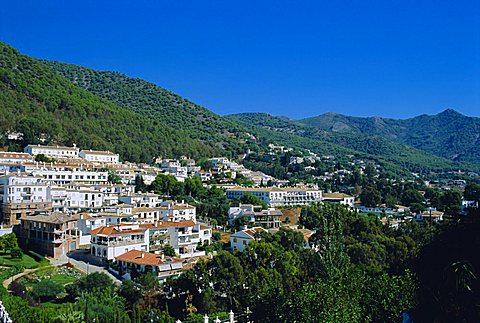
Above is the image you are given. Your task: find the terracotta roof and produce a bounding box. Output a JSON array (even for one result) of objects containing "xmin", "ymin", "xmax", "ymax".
[
  {"xmin": 90, "ymin": 225, "xmax": 146, "ymax": 235},
  {"xmin": 140, "ymin": 220, "xmax": 196, "ymax": 229},
  {"xmin": 0, "ymin": 152, "xmax": 31, "ymax": 159},
  {"xmin": 115, "ymin": 250, "xmax": 182, "ymax": 266},
  {"xmin": 243, "ymin": 227, "xmax": 268, "ymax": 239}
]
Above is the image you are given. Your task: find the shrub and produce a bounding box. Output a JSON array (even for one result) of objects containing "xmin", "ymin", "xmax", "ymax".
[
  {"xmin": 31, "ymin": 279, "xmax": 64, "ymax": 301},
  {"xmin": 10, "ymin": 247, "xmax": 23, "ymax": 259}
]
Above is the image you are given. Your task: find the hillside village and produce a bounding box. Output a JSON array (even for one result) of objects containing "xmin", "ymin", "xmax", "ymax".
[{"xmin": 0, "ymin": 141, "xmax": 476, "ymax": 290}]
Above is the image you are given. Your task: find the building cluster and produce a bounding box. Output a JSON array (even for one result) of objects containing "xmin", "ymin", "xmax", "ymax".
[{"xmin": 0, "ymin": 144, "xmax": 213, "ymax": 281}]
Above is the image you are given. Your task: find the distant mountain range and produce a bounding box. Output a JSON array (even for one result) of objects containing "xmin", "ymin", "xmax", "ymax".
[
  {"xmin": 0, "ymin": 40, "xmax": 478, "ymax": 176},
  {"xmin": 299, "ymin": 109, "xmax": 480, "ymax": 163}
]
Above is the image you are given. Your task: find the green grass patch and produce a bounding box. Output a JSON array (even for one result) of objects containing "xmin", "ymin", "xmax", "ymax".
[
  {"xmin": 19, "ymin": 266, "xmax": 84, "ymax": 290},
  {"xmin": 0, "ymin": 252, "xmax": 40, "ymax": 269}
]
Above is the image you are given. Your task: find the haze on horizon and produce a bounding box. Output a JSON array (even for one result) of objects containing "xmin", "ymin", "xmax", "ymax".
[{"xmin": 1, "ymin": 0, "xmax": 479, "ymax": 119}]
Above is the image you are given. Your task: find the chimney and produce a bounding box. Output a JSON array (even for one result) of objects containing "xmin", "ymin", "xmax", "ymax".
[
  {"xmin": 141, "ymin": 252, "xmax": 145, "ymax": 258},
  {"xmin": 161, "ymin": 253, "xmax": 164, "ymax": 260}
]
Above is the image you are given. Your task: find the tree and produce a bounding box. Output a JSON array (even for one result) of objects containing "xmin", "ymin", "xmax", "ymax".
[
  {"xmin": 464, "ymin": 183, "xmax": 480, "ymax": 202},
  {"xmin": 162, "ymin": 244, "xmax": 176, "ymax": 257},
  {"xmin": 441, "ymin": 190, "xmax": 462, "ymax": 216},
  {"xmin": 66, "ymin": 272, "xmax": 113, "ymax": 298},
  {"xmin": 304, "ymin": 204, "xmax": 350, "ymax": 277},
  {"xmin": 137, "ymin": 272, "xmax": 160, "ymax": 291},
  {"xmin": 32, "ymin": 279, "xmax": 64, "ymax": 301},
  {"xmin": 1, "ymin": 233, "xmax": 19, "ymax": 252},
  {"xmin": 10, "ymin": 247, "xmax": 22, "ymax": 259},
  {"xmin": 118, "ymin": 279, "xmax": 142, "ymax": 308},
  {"xmin": 135, "ymin": 175, "xmax": 147, "ymax": 193},
  {"xmin": 34, "ymin": 154, "xmax": 55, "ymax": 163},
  {"xmin": 360, "ymin": 186, "xmax": 381, "ymax": 207},
  {"xmin": 240, "ymin": 193, "xmax": 267, "ymax": 209},
  {"xmin": 401, "ymin": 189, "xmax": 424, "ymax": 206},
  {"xmin": 108, "ymin": 171, "xmax": 122, "ymax": 184}
]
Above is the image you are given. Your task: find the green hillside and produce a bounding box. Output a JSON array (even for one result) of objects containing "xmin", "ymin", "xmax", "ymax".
[
  {"xmin": 227, "ymin": 112, "xmax": 479, "ymax": 174},
  {"xmin": 43, "ymin": 60, "xmax": 254, "ymax": 156},
  {"xmin": 0, "ymin": 41, "xmax": 217, "ymax": 162},
  {"xmin": 300, "ymin": 109, "xmax": 480, "ymax": 163}
]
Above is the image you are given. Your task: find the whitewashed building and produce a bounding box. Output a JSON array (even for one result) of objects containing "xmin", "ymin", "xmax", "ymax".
[
  {"xmin": 226, "ymin": 187, "xmax": 323, "ymax": 207},
  {"xmin": 24, "ymin": 144, "xmax": 80, "ymax": 159},
  {"xmin": 79, "ymin": 149, "xmax": 120, "ymax": 164},
  {"xmin": 90, "ymin": 224, "xmax": 149, "ymax": 261},
  {"xmin": 0, "ymin": 173, "xmax": 52, "ymax": 225},
  {"xmin": 230, "ymin": 227, "xmax": 268, "ymax": 252}
]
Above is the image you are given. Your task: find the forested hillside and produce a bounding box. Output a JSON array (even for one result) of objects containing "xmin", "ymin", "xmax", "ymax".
[
  {"xmin": 0, "ymin": 41, "xmax": 216, "ymax": 162},
  {"xmin": 43, "ymin": 60, "xmax": 256, "ymax": 156},
  {"xmin": 300, "ymin": 109, "xmax": 480, "ymax": 163},
  {"xmin": 227, "ymin": 113, "xmax": 479, "ymax": 174}
]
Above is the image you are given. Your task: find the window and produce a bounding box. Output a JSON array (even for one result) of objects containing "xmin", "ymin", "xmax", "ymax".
[{"xmin": 233, "ymin": 238, "xmax": 237, "ymax": 243}]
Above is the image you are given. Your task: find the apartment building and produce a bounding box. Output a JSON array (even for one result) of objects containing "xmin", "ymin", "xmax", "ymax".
[
  {"xmin": 16, "ymin": 212, "xmax": 79, "ymax": 258},
  {"xmin": 0, "ymin": 173, "xmax": 52, "ymax": 225},
  {"xmin": 141, "ymin": 220, "xmax": 211, "ymax": 258},
  {"xmin": 79, "ymin": 149, "xmax": 120, "ymax": 164},
  {"xmin": 24, "ymin": 144, "xmax": 80, "ymax": 159},
  {"xmin": 226, "ymin": 187, "xmax": 323, "ymax": 207},
  {"xmin": 157, "ymin": 200, "xmax": 196, "ymax": 222}
]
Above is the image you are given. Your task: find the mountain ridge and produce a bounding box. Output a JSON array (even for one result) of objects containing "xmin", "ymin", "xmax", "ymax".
[{"xmin": 298, "ymin": 109, "xmax": 480, "ymax": 162}]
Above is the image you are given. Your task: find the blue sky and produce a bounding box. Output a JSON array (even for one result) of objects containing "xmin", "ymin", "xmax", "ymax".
[{"xmin": 1, "ymin": 0, "xmax": 479, "ymax": 119}]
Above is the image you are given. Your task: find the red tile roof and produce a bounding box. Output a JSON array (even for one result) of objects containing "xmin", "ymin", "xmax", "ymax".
[
  {"xmin": 90, "ymin": 225, "xmax": 146, "ymax": 235},
  {"xmin": 115, "ymin": 250, "xmax": 182, "ymax": 266}
]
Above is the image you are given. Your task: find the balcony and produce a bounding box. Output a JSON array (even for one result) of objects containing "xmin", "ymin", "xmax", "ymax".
[{"xmin": 94, "ymin": 239, "xmax": 145, "ymax": 247}]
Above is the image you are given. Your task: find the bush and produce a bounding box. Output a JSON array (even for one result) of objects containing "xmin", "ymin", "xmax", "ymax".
[
  {"xmin": 10, "ymin": 247, "xmax": 23, "ymax": 259},
  {"xmin": 31, "ymin": 279, "xmax": 64, "ymax": 301}
]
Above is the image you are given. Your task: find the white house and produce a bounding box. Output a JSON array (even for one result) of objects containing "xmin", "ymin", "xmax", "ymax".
[
  {"xmin": 158, "ymin": 200, "xmax": 196, "ymax": 222},
  {"xmin": 322, "ymin": 193, "xmax": 355, "ymax": 207},
  {"xmin": 119, "ymin": 193, "xmax": 161, "ymax": 208},
  {"xmin": 416, "ymin": 208, "xmax": 444, "ymax": 222},
  {"xmin": 142, "ymin": 220, "xmax": 211, "ymax": 258},
  {"xmin": 79, "ymin": 149, "xmax": 120, "ymax": 164},
  {"xmin": 24, "ymin": 144, "xmax": 79, "ymax": 159},
  {"xmin": 230, "ymin": 227, "xmax": 268, "ymax": 252},
  {"xmin": 228, "ymin": 204, "xmax": 282, "ymax": 228},
  {"xmin": 90, "ymin": 224, "xmax": 149, "ymax": 262}
]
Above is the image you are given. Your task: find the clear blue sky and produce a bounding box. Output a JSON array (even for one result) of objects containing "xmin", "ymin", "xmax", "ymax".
[{"xmin": 1, "ymin": 0, "xmax": 479, "ymax": 119}]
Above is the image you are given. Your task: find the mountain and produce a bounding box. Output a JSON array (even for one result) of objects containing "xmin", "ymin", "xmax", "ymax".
[
  {"xmin": 1, "ymin": 40, "xmax": 476, "ymax": 177},
  {"xmin": 299, "ymin": 110, "xmax": 480, "ymax": 163},
  {"xmin": 42, "ymin": 60, "xmax": 254, "ymax": 156},
  {"xmin": 0, "ymin": 41, "xmax": 215, "ymax": 162},
  {"xmin": 227, "ymin": 112, "xmax": 480, "ymax": 174}
]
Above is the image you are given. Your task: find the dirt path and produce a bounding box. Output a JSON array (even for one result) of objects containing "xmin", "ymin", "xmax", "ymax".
[{"xmin": 2, "ymin": 266, "xmax": 53, "ymax": 289}]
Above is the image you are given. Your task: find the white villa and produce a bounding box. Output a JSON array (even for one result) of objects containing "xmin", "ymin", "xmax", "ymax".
[{"xmin": 230, "ymin": 227, "xmax": 268, "ymax": 252}]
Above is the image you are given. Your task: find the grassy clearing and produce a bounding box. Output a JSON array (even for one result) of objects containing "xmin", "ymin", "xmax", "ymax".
[{"xmin": 0, "ymin": 252, "xmax": 40, "ymax": 269}]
